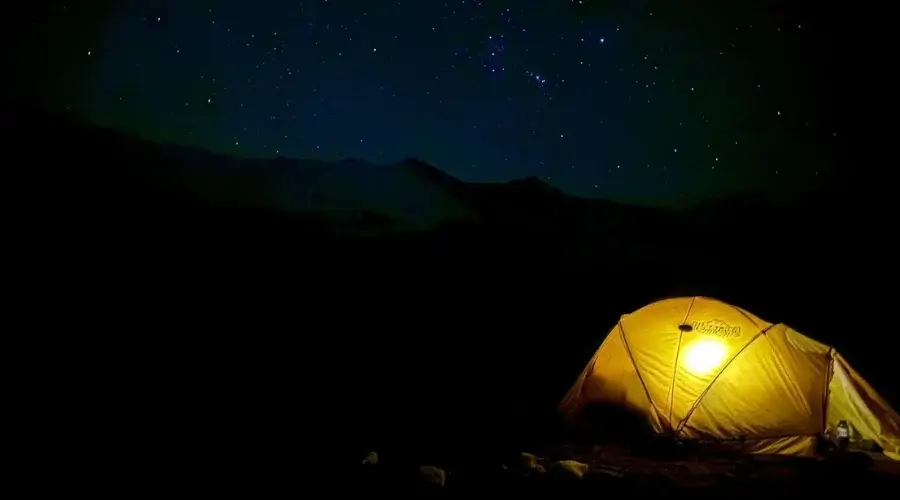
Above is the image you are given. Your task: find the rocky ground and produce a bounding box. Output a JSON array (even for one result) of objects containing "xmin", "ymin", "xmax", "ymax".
[{"xmin": 347, "ymin": 445, "xmax": 899, "ymax": 497}]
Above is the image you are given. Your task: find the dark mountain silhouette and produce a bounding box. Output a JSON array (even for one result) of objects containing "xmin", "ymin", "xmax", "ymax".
[
  {"xmin": 13, "ymin": 103, "xmax": 892, "ymax": 480},
  {"xmin": 15, "ymin": 102, "xmax": 872, "ymax": 332}
]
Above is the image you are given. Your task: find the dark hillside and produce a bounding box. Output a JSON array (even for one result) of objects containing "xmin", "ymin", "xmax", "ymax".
[{"xmin": 11, "ymin": 104, "xmax": 891, "ymax": 476}]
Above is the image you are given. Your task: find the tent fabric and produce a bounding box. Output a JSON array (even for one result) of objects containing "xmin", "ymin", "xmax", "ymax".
[{"xmin": 559, "ymin": 297, "xmax": 900, "ymax": 460}]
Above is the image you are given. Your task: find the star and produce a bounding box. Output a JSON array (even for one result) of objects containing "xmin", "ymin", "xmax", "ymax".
[{"xmin": 28, "ymin": 1, "xmax": 833, "ymax": 205}]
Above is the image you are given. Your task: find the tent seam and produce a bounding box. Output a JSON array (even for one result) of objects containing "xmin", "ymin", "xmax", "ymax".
[
  {"xmin": 676, "ymin": 324, "xmax": 776, "ymax": 434},
  {"xmin": 666, "ymin": 296, "xmax": 696, "ymax": 432},
  {"xmin": 575, "ymin": 353, "xmax": 600, "ymax": 403},
  {"xmin": 617, "ymin": 321, "xmax": 666, "ymax": 430},
  {"xmin": 821, "ymin": 346, "xmax": 834, "ymax": 433},
  {"xmin": 732, "ymin": 305, "xmax": 765, "ymax": 329}
]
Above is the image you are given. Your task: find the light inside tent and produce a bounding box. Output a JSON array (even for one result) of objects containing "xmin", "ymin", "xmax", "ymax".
[{"xmin": 683, "ymin": 338, "xmax": 728, "ymax": 375}]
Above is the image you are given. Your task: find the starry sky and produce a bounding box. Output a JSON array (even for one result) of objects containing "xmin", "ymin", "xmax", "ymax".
[{"xmin": 12, "ymin": 1, "xmax": 838, "ymax": 206}]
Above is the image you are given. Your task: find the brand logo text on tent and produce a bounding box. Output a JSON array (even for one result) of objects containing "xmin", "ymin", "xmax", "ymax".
[{"xmin": 691, "ymin": 319, "xmax": 741, "ymax": 338}]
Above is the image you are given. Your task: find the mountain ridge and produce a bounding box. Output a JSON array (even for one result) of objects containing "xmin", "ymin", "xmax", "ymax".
[
  {"xmin": 12, "ymin": 102, "xmax": 849, "ymax": 239},
  {"xmin": 11, "ymin": 101, "xmax": 891, "ymax": 407}
]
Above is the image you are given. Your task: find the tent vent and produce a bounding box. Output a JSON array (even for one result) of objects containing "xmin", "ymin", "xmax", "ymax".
[{"xmin": 678, "ymin": 324, "xmax": 693, "ymax": 332}]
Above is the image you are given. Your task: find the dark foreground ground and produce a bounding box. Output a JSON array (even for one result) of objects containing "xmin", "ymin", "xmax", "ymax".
[
  {"xmin": 341, "ymin": 445, "xmax": 899, "ymax": 497},
  {"xmin": 15, "ymin": 104, "xmax": 894, "ymax": 494},
  {"xmin": 343, "ymin": 445, "xmax": 899, "ymax": 497}
]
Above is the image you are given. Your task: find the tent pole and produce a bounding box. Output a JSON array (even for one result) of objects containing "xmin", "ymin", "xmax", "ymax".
[{"xmin": 821, "ymin": 347, "xmax": 834, "ymax": 434}]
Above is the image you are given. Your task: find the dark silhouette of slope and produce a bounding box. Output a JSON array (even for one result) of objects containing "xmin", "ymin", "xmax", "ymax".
[{"xmin": 12, "ymin": 103, "xmax": 893, "ymax": 478}]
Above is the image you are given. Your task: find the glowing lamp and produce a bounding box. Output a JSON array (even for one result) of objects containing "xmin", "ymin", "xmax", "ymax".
[{"xmin": 682, "ymin": 338, "xmax": 727, "ymax": 375}]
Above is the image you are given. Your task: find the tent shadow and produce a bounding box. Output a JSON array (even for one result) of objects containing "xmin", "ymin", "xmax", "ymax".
[{"xmin": 569, "ymin": 402, "xmax": 656, "ymax": 448}]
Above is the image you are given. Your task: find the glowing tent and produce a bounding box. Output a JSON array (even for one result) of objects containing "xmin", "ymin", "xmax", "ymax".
[{"xmin": 560, "ymin": 297, "xmax": 900, "ymax": 460}]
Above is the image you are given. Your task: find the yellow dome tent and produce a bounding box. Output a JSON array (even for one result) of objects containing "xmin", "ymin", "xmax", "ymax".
[{"xmin": 559, "ymin": 297, "xmax": 900, "ymax": 460}]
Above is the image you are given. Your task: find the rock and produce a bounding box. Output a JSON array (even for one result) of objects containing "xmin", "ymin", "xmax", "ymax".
[
  {"xmin": 518, "ymin": 452, "xmax": 543, "ymax": 470},
  {"xmin": 418, "ymin": 465, "xmax": 447, "ymax": 488},
  {"xmin": 361, "ymin": 451, "xmax": 378, "ymax": 465},
  {"xmin": 549, "ymin": 460, "xmax": 589, "ymax": 480},
  {"xmin": 511, "ymin": 452, "xmax": 547, "ymax": 477},
  {"xmin": 505, "ymin": 453, "xmax": 546, "ymax": 482}
]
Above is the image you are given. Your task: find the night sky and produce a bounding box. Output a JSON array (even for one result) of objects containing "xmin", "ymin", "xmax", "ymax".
[{"xmin": 13, "ymin": 1, "xmax": 837, "ymax": 206}]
